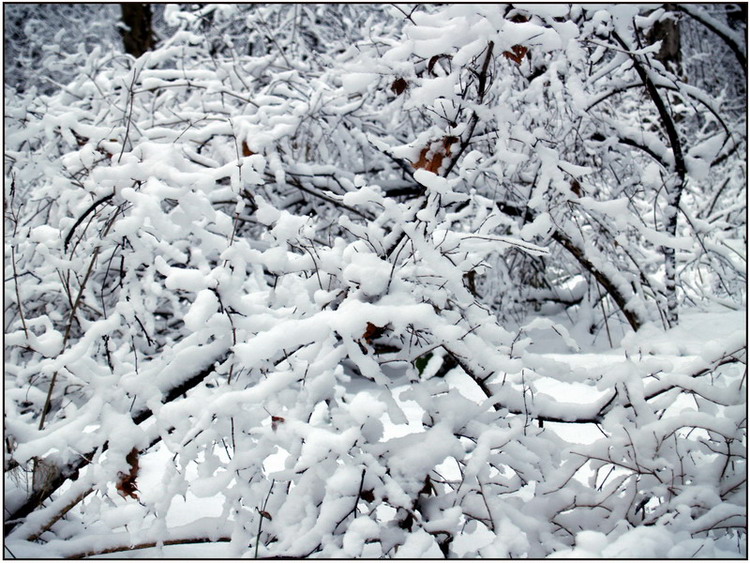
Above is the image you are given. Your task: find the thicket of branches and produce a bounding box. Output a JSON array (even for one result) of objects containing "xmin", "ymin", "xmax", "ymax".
[{"xmin": 4, "ymin": 4, "xmax": 746, "ymax": 558}]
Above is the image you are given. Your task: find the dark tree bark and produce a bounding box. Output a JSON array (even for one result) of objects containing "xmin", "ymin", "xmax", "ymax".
[
  {"xmin": 648, "ymin": 4, "xmax": 681, "ymax": 72},
  {"xmin": 120, "ymin": 3, "xmax": 154, "ymax": 57}
]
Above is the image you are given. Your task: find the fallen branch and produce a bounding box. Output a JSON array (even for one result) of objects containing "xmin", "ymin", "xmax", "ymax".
[{"xmin": 68, "ymin": 536, "xmax": 232, "ymax": 559}]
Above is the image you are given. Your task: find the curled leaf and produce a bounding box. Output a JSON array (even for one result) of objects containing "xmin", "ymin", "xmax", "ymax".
[
  {"xmin": 363, "ymin": 322, "xmax": 387, "ymax": 344},
  {"xmin": 259, "ymin": 509, "xmax": 272, "ymax": 520},
  {"xmin": 412, "ymin": 136, "xmax": 460, "ymax": 173},
  {"xmin": 508, "ymin": 13, "xmax": 530, "ymax": 23},
  {"xmin": 503, "ymin": 45, "xmax": 528, "ymax": 65},
  {"xmin": 271, "ymin": 415, "xmax": 285, "ymax": 431},
  {"xmin": 116, "ymin": 448, "xmax": 139, "ymax": 500},
  {"xmin": 391, "ymin": 77, "xmax": 408, "ymax": 95}
]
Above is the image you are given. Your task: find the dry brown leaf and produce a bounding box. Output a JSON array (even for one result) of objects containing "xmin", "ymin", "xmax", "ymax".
[
  {"xmin": 503, "ymin": 45, "xmax": 528, "ymax": 65},
  {"xmin": 116, "ymin": 448, "xmax": 139, "ymax": 500},
  {"xmin": 391, "ymin": 77, "xmax": 408, "ymax": 95},
  {"xmin": 412, "ymin": 136, "xmax": 460, "ymax": 173},
  {"xmin": 259, "ymin": 510, "xmax": 273, "ymax": 520},
  {"xmin": 363, "ymin": 322, "xmax": 387, "ymax": 345},
  {"xmin": 271, "ymin": 416, "xmax": 285, "ymax": 431}
]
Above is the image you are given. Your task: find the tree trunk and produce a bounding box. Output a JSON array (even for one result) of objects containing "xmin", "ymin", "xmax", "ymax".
[
  {"xmin": 648, "ymin": 4, "xmax": 681, "ymax": 72},
  {"xmin": 120, "ymin": 3, "xmax": 154, "ymax": 57},
  {"xmin": 613, "ymin": 31, "xmax": 686, "ymax": 327}
]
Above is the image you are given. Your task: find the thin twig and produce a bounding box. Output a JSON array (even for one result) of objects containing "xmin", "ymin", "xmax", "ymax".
[
  {"xmin": 118, "ymin": 66, "xmax": 139, "ymax": 164},
  {"xmin": 10, "ymin": 247, "xmax": 29, "ymax": 339}
]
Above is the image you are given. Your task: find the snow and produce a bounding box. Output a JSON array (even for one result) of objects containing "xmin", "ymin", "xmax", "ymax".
[
  {"xmin": 157, "ymin": 260, "xmax": 211, "ymax": 293},
  {"xmin": 395, "ymin": 529, "xmax": 444, "ymax": 558},
  {"xmin": 347, "ymin": 392, "xmax": 387, "ymax": 425},
  {"xmin": 377, "ymin": 422, "xmax": 464, "ymax": 480},
  {"xmin": 29, "ymin": 225, "xmax": 61, "ymax": 244},
  {"xmin": 520, "ymin": 211, "xmax": 554, "ymax": 240},
  {"xmin": 4, "ymin": 3, "xmax": 746, "ymax": 560},
  {"xmin": 342, "ymin": 250, "xmax": 391, "ymax": 297},
  {"xmin": 549, "ymin": 525, "xmax": 743, "ymax": 559},
  {"xmin": 341, "ymin": 184, "xmax": 383, "ymax": 207},
  {"xmin": 341, "ymin": 73, "xmax": 379, "ymax": 94},
  {"xmin": 622, "ymin": 309, "xmax": 746, "ymax": 357},
  {"xmin": 342, "ymin": 516, "xmax": 380, "ymax": 556},
  {"xmin": 405, "ymin": 76, "xmax": 456, "ymax": 109},
  {"xmin": 182, "ymin": 289, "xmax": 219, "ymax": 331}
]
